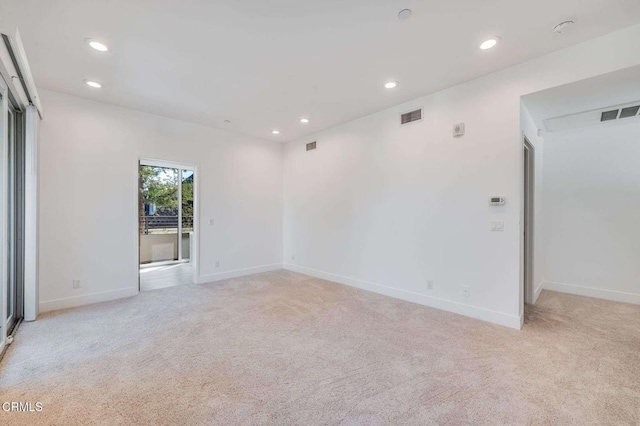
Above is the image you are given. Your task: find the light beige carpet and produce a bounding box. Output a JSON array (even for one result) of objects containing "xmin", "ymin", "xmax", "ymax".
[{"xmin": 1, "ymin": 270, "xmax": 638, "ymax": 425}]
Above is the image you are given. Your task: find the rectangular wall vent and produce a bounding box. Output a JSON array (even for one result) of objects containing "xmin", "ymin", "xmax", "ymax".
[
  {"xmin": 306, "ymin": 141, "xmax": 316, "ymax": 151},
  {"xmin": 546, "ymin": 101, "xmax": 640, "ymax": 132},
  {"xmin": 401, "ymin": 108, "xmax": 422, "ymax": 125},
  {"xmin": 601, "ymin": 110, "xmax": 619, "ymax": 121},
  {"xmin": 620, "ymin": 105, "xmax": 640, "ymax": 118}
]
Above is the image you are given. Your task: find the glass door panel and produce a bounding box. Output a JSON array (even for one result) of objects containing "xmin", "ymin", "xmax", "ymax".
[
  {"xmin": 6, "ymin": 104, "xmax": 24, "ymax": 334},
  {"xmin": 6, "ymin": 107, "xmax": 15, "ymax": 325},
  {"xmin": 139, "ymin": 165, "xmax": 180, "ymax": 264}
]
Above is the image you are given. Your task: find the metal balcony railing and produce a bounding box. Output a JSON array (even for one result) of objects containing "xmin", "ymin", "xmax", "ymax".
[{"xmin": 139, "ymin": 216, "xmax": 193, "ymax": 234}]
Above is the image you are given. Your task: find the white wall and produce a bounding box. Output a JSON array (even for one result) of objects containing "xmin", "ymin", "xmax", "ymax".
[
  {"xmin": 283, "ymin": 25, "xmax": 640, "ymax": 329},
  {"xmin": 36, "ymin": 24, "xmax": 640, "ymax": 323},
  {"xmin": 541, "ymin": 121, "xmax": 640, "ymax": 304},
  {"xmin": 38, "ymin": 89, "xmax": 283, "ymax": 312}
]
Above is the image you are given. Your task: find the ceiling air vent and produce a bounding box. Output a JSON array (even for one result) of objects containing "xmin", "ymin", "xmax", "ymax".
[
  {"xmin": 620, "ymin": 105, "xmax": 640, "ymax": 118},
  {"xmin": 545, "ymin": 101, "xmax": 640, "ymax": 132},
  {"xmin": 306, "ymin": 141, "xmax": 316, "ymax": 151},
  {"xmin": 600, "ymin": 110, "xmax": 619, "ymax": 122},
  {"xmin": 401, "ymin": 108, "xmax": 422, "ymax": 125}
]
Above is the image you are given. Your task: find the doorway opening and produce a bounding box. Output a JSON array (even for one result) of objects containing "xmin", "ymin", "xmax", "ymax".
[
  {"xmin": 138, "ymin": 160, "xmax": 196, "ymax": 291},
  {"xmin": 523, "ymin": 137, "xmax": 535, "ymax": 305},
  {"xmin": 521, "ymin": 65, "xmax": 640, "ymax": 307}
]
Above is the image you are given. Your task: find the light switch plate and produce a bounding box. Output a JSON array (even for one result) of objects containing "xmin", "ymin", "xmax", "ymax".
[{"xmin": 491, "ymin": 221, "xmax": 504, "ymax": 231}]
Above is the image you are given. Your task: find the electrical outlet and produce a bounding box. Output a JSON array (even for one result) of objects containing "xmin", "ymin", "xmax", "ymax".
[
  {"xmin": 427, "ymin": 280, "xmax": 434, "ymax": 290},
  {"xmin": 73, "ymin": 279, "xmax": 81, "ymax": 289},
  {"xmin": 462, "ymin": 286, "xmax": 471, "ymax": 298},
  {"xmin": 215, "ymin": 261, "xmax": 220, "ymax": 268},
  {"xmin": 208, "ymin": 219, "xmax": 214, "ymax": 225}
]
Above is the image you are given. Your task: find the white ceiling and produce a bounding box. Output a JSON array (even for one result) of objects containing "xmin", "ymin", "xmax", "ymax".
[
  {"xmin": 2, "ymin": 0, "xmax": 640, "ymax": 142},
  {"xmin": 523, "ymin": 64, "xmax": 640, "ymax": 130}
]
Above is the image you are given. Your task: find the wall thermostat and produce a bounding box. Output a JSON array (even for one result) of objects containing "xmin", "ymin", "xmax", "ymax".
[
  {"xmin": 453, "ymin": 122, "xmax": 465, "ymax": 137},
  {"xmin": 489, "ymin": 196, "xmax": 506, "ymax": 206}
]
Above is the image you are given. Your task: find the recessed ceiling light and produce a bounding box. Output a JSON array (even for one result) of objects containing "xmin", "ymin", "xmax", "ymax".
[
  {"xmin": 398, "ymin": 9, "xmax": 412, "ymax": 20},
  {"xmin": 384, "ymin": 81, "xmax": 398, "ymax": 89},
  {"xmin": 86, "ymin": 39, "xmax": 109, "ymax": 52},
  {"xmin": 84, "ymin": 80, "xmax": 102, "ymax": 88},
  {"xmin": 300, "ymin": 118, "xmax": 309, "ymax": 124},
  {"xmin": 272, "ymin": 130, "xmax": 280, "ymax": 135},
  {"xmin": 480, "ymin": 37, "xmax": 500, "ymax": 50}
]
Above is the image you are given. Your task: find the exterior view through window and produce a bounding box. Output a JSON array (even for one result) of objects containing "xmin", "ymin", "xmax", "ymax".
[{"xmin": 138, "ymin": 164, "xmax": 194, "ymax": 290}]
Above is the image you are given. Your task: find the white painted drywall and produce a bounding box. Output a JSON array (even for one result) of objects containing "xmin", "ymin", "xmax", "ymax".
[
  {"xmin": 38, "ymin": 89, "xmax": 283, "ymax": 312},
  {"xmin": 283, "ymin": 25, "xmax": 640, "ymax": 328},
  {"xmin": 541, "ymin": 121, "xmax": 640, "ymax": 304}
]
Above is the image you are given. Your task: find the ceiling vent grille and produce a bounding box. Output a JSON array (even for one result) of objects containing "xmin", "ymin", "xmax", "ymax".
[
  {"xmin": 306, "ymin": 141, "xmax": 316, "ymax": 151},
  {"xmin": 545, "ymin": 101, "xmax": 640, "ymax": 132},
  {"xmin": 620, "ymin": 105, "xmax": 640, "ymax": 118},
  {"xmin": 601, "ymin": 110, "xmax": 619, "ymax": 121},
  {"xmin": 600, "ymin": 105, "xmax": 640, "ymax": 122},
  {"xmin": 401, "ymin": 108, "xmax": 422, "ymax": 125}
]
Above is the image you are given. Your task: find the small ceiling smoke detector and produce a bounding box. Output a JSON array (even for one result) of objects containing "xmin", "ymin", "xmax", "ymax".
[
  {"xmin": 272, "ymin": 130, "xmax": 280, "ymax": 135},
  {"xmin": 224, "ymin": 119, "xmax": 231, "ymax": 123},
  {"xmin": 480, "ymin": 37, "xmax": 500, "ymax": 50},
  {"xmin": 84, "ymin": 80, "xmax": 102, "ymax": 88},
  {"xmin": 553, "ymin": 20, "xmax": 574, "ymax": 34},
  {"xmin": 398, "ymin": 9, "xmax": 412, "ymax": 20},
  {"xmin": 86, "ymin": 39, "xmax": 109, "ymax": 52},
  {"xmin": 384, "ymin": 81, "xmax": 398, "ymax": 89}
]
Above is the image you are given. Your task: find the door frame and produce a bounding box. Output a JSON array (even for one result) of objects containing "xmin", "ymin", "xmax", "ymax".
[
  {"xmin": 137, "ymin": 158, "xmax": 199, "ymax": 290},
  {"xmin": 5, "ymin": 101, "xmax": 25, "ymax": 334},
  {"xmin": 0, "ymin": 73, "xmax": 8, "ymax": 353},
  {"xmin": 1, "ymin": 73, "xmax": 27, "ymax": 354},
  {"xmin": 523, "ymin": 137, "xmax": 535, "ymax": 305}
]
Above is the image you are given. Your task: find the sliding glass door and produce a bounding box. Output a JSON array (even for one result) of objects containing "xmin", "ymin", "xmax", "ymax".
[
  {"xmin": 139, "ymin": 164, "xmax": 194, "ymax": 265},
  {"xmin": 3, "ymin": 98, "xmax": 25, "ymax": 339}
]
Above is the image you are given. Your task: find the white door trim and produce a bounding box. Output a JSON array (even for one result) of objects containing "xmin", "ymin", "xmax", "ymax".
[{"xmin": 523, "ymin": 137, "xmax": 535, "ymax": 305}]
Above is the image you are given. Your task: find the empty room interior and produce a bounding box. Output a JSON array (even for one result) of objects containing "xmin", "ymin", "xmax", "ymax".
[{"xmin": 0, "ymin": 1, "xmax": 639, "ymax": 424}]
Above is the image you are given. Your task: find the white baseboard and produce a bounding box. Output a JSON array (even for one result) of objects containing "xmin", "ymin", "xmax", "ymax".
[
  {"xmin": 37, "ymin": 263, "xmax": 283, "ymax": 314},
  {"xmin": 542, "ymin": 280, "xmax": 640, "ymax": 305},
  {"xmin": 196, "ymin": 263, "xmax": 283, "ymax": 284},
  {"xmin": 533, "ymin": 281, "xmax": 543, "ymax": 304},
  {"xmin": 284, "ymin": 263, "xmax": 522, "ymax": 330},
  {"xmin": 39, "ymin": 287, "xmax": 139, "ymax": 313}
]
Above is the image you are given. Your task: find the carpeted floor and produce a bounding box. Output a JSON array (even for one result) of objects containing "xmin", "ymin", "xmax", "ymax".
[{"xmin": 1, "ymin": 270, "xmax": 638, "ymax": 425}]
